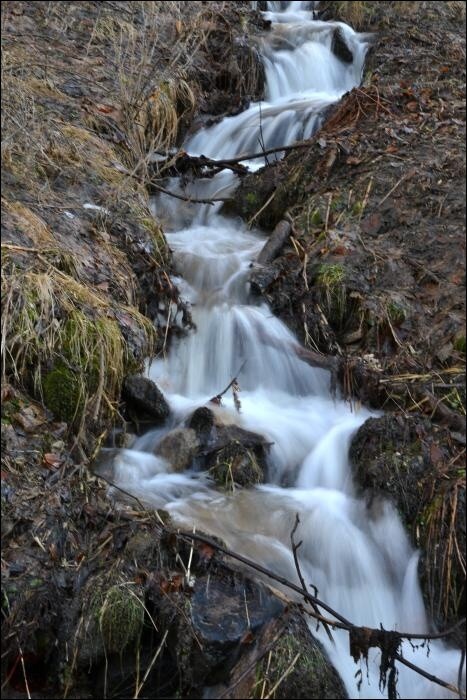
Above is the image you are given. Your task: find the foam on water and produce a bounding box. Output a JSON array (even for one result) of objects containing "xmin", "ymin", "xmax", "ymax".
[{"xmin": 111, "ymin": 2, "xmax": 464, "ymax": 697}]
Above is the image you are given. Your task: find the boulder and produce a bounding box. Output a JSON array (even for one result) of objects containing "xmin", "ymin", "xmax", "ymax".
[
  {"xmin": 331, "ymin": 28, "xmax": 353, "ymax": 63},
  {"xmin": 350, "ymin": 414, "xmax": 465, "ymax": 631},
  {"xmin": 122, "ymin": 375, "xmax": 170, "ymax": 425},
  {"xmin": 155, "ymin": 427, "xmax": 199, "ymax": 472},
  {"xmin": 187, "ymin": 407, "xmax": 270, "ymax": 487}
]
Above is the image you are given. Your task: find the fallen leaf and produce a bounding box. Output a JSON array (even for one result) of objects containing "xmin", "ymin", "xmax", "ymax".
[
  {"xmin": 430, "ymin": 443, "xmax": 444, "ymax": 465},
  {"xmin": 198, "ymin": 542, "xmax": 215, "ymax": 561},
  {"xmin": 406, "ymin": 101, "xmax": 419, "ymax": 112},
  {"xmin": 43, "ymin": 453, "xmax": 62, "ymax": 469},
  {"xmin": 240, "ymin": 630, "xmax": 254, "ymax": 644},
  {"xmin": 96, "ymin": 103, "xmax": 116, "ymax": 114}
]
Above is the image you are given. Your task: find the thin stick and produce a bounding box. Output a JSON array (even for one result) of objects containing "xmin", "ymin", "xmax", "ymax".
[
  {"xmin": 457, "ymin": 648, "xmax": 466, "ymax": 699},
  {"xmin": 150, "ymin": 182, "xmax": 228, "ymax": 205},
  {"xmin": 210, "ymin": 360, "xmax": 247, "ymax": 402},
  {"xmin": 291, "ymin": 514, "xmax": 334, "ymax": 642},
  {"xmin": 133, "ymin": 629, "xmax": 168, "ymax": 699},
  {"xmin": 394, "ymin": 652, "xmax": 461, "ymax": 696},
  {"xmin": 265, "ymin": 652, "xmax": 300, "ymax": 698},
  {"xmin": 179, "ymin": 530, "xmax": 466, "ymax": 641},
  {"xmin": 378, "ymin": 170, "xmax": 415, "ymax": 207},
  {"xmin": 247, "ymin": 190, "xmax": 277, "ymax": 228}
]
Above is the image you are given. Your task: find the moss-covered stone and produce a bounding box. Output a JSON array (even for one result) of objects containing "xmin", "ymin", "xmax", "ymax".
[
  {"xmin": 254, "ymin": 614, "xmax": 347, "ymax": 699},
  {"xmin": 97, "ymin": 585, "xmax": 144, "ymax": 654},
  {"xmin": 42, "ymin": 363, "xmax": 84, "ymax": 425},
  {"xmin": 209, "ymin": 441, "xmax": 264, "ymax": 489}
]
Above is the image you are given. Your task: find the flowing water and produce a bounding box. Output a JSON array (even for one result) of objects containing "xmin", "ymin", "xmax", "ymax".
[{"xmin": 111, "ymin": 2, "xmax": 463, "ymax": 697}]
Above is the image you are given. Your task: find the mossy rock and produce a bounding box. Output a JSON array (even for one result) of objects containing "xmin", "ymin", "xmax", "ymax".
[
  {"xmin": 209, "ymin": 441, "xmax": 264, "ymax": 489},
  {"xmin": 79, "ymin": 582, "xmax": 145, "ymax": 662},
  {"xmin": 42, "ymin": 363, "xmax": 84, "ymax": 425},
  {"xmin": 98, "ymin": 585, "xmax": 144, "ymax": 654},
  {"xmin": 254, "ymin": 613, "xmax": 347, "ymax": 699}
]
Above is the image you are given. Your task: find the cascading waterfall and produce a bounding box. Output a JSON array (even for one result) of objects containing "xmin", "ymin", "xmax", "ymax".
[{"xmin": 111, "ymin": 2, "xmax": 463, "ymax": 697}]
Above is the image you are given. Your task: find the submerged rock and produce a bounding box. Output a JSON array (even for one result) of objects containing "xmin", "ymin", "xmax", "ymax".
[
  {"xmin": 331, "ymin": 27, "xmax": 353, "ymax": 63},
  {"xmin": 155, "ymin": 427, "xmax": 199, "ymax": 472},
  {"xmin": 122, "ymin": 375, "xmax": 170, "ymax": 425}
]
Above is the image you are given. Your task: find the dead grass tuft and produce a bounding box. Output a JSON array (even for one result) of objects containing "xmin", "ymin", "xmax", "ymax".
[{"xmin": 1, "ymin": 258, "xmax": 156, "ymax": 440}]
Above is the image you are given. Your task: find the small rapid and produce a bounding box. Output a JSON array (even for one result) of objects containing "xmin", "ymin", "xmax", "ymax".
[{"xmin": 111, "ymin": 2, "xmax": 463, "ymax": 697}]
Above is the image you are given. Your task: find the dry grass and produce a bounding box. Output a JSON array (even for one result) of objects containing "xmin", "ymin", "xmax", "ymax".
[
  {"xmin": 1, "ymin": 257, "xmax": 156, "ymax": 438},
  {"xmin": 422, "ymin": 465, "xmax": 466, "ymax": 623}
]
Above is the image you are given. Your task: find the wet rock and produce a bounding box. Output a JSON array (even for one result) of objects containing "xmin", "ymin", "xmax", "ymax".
[
  {"xmin": 255, "ymin": 612, "xmax": 348, "ymax": 699},
  {"xmin": 208, "ymin": 440, "xmax": 264, "ymax": 488},
  {"xmin": 122, "ymin": 375, "xmax": 170, "ymax": 425},
  {"xmin": 175, "ymin": 565, "xmax": 285, "ymax": 693},
  {"xmin": 188, "ymin": 406, "xmax": 215, "ymax": 438},
  {"xmin": 202, "ymin": 424, "xmax": 270, "ymax": 487},
  {"xmin": 331, "ymin": 27, "xmax": 353, "ymax": 63},
  {"xmin": 350, "ymin": 414, "xmax": 465, "ymax": 628},
  {"xmin": 184, "ymin": 407, "xmax": 269, "ymax": 485},
  {"xmin": 155, "ymin": 427, "xmax": 199, "ymax": 472}
]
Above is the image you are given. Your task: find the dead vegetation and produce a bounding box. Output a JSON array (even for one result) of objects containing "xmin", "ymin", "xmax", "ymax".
[{"xmin": 1, "ymin": 1, "xmax": 265, "ymax": 449}]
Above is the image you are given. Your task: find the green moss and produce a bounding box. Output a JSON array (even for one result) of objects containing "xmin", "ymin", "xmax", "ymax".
[
  {"xmin": 96, "ymin": 585, "xmax": 144, "ymax": 654},
  {"xmin": 454, "ymin": 335, "xmax": 466, "ymax": 354},
  {"xmin": 210, "ymin": 444, "xmax": 263, "ymax": 490},
  {"xmin": 42, "ymin": 363, "xmax": 84, "ymax": 424},
  {"xmin": 351, "ymin": 200, "xmax": 364, "ymax": 216},
  {"xmin": 387, "ymin": 301, "xmax": 406, "ymax": 325},
  {"xmin": 254, "ymin": 630, "xmax": 344, "ymax": 699},
  {"xmin": 310, "ymin": 208, "xmax": 323, "ymax": 226},
  {"xmin": 316, "ymin": 263, "xmax": 345, "ymax": 287},
  {"xmin": 246, "ymin": 192, "xmax": 258, "ymax": 206}
]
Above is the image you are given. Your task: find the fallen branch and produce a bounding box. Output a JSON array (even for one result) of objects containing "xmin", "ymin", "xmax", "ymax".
[
  {"xmin": 149, "ymin": 181, "xmax": 230, "ymax": 205},
  {"xmin": 256, "ymin": 219, "xmax": 291, "ymax": 265},
  {"xmin": 151, "ymin": 151, "xmax": 249, "ymax": 178},
  {"xmin": 152, "ymin": 140, "xmax": 316, "ymax": 170},
  {"xmin": 418, "ymin": 390, "xmax": 466, "ymax": 433},
  {"xmin": 177, "ymin": 528, "xmax": 465, "ymax": 697}
]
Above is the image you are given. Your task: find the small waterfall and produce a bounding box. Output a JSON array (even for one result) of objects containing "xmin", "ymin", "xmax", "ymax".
[{"xmin": 113, "ymin": 2, "xmax": 463, "ymax": 697}]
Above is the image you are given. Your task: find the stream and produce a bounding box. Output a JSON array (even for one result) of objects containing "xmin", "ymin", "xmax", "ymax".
[{"xmin": 111, "ymin": 2, "xmax": 462, "ymax": 697}]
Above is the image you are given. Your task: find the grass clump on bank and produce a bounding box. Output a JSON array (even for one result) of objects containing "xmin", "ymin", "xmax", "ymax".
[{"xmin": 1, "ymin": 260, "xmax": 156, "ymax": 442}]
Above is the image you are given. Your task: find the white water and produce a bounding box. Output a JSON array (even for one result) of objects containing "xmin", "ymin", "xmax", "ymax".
[{"xmin": 111, "ymin": 2, "xmax": 463, "ymax": 697}]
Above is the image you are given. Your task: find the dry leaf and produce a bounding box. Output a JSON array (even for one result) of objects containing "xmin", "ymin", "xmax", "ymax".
[
  {"xmin": 43, "ymin": 453, "xmax": 62, "ymax": 469},
  {"xmin": 198, "ymin": 542, "xmax": 215, "ymax": 561}
]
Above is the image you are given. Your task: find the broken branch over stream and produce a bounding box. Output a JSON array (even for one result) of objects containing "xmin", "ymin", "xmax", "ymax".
[
  {"xmin": 177, "ymin": 527, "xmax": 465, "ymax": 700},
  {"xmin": 100, "ymin": 473, "xmax": 465, "ymax": 699}
]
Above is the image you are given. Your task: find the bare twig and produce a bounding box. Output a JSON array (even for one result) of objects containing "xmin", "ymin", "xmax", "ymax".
[
  {"xmin": 133, "ymin": 629, "xmax": 168, "ymax": 699},
  {"xmin": 149, "ymin": 181, "xmax": 229, "ymax": 205},
  {"xmin": 177, "ymin": 529, "xmax": 465, "ymax": 695},
  {"xmin": 291, "ymin": 514, "xmax": 334, "ymax": 642},
  {"xmin": 209, "ymin": 360, "xmax": 247, "ymax": 404}
]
